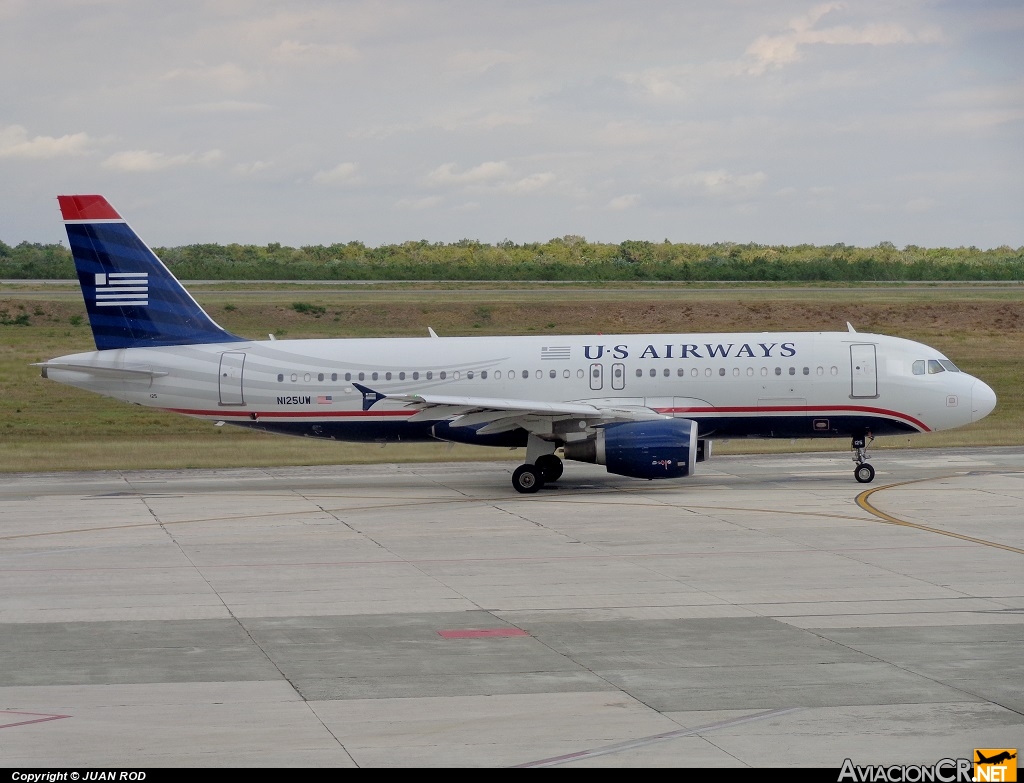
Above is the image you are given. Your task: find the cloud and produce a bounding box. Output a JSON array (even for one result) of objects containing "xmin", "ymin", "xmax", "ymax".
[
  {"xmin": 447, "ymin": 48, "xmax": 519, "ymax": 74},
  {"xmin": 312, "ymin": 162, "xmax": 362, "ymax": 185},
  {"xmin": 173, "ymin": 101, "xmax": 274, "ymax": 114},
  {"xmin": 904, "ymin": 197, "xmax": 935, "ymax": 213},
  {"xmin": 103, "ymin": 149, "xmax": 223, "ymax": 172},
  {"xmin": 0, "ymin": 125, "xmax": 91, "ymax": 159},
  {"xmin": 424, "ymin": 161, "xmax": 556, "ymax": 196},
  {"xmin": 607, "ymin": 194, "xmax": 640, "ymax": 211},
  {"xmin": 233, "ymin": 160, "xmax": 271, "ymax": 176},
  {"xmin": 745, "ymin": 3, "xmax": 944, "ymax": 75},
  {"xmin": 500, "ymin": 172, "xmax": 556, "ymax": 194},
  {"xmin": 160, "ymin": 62, "xmax": 257, "ymax": 91},
  {"xmin": 271, "ymin": 39, "xmax": 358, "ymax": 65},
  {"xmin": 395, "ymin": 195, "xmax": 443, "ymax": 210},
  {"xmin": 425, "ymin": 161, "xmax": 512, "ymax": 186},
  {"xmin": 676, "ymin": 170, "xmax": 767, "ymax": 197}
]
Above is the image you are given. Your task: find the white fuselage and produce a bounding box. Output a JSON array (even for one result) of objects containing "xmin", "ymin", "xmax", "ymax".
[{"xmin": 44, "ymin": 330, "xmax": 995, "ymax": 444}]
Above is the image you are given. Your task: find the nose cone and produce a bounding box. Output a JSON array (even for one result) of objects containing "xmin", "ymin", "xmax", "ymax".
[{"xmin": 972, "ymin": 379, "xmax": 997, "ymax": 422}]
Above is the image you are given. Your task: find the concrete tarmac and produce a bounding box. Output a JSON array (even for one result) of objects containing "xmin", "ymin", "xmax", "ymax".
[{"xmin": 2, "ymin": 447, "xmax": 1022, "ymax": 768}]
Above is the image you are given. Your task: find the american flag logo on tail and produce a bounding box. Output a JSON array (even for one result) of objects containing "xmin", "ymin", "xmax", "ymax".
[{"xmin": 94, "ymin": 272, "xmax": 148, "ymax": 307}]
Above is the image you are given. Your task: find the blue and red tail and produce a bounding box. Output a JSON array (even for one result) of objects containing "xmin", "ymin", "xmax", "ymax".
[{"xmin": 59, "ymin": 195, "xmax": 245, "ymax": 350}]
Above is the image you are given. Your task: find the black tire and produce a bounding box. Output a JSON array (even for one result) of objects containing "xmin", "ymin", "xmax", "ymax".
[
  {"xmin": 855, "ymin": 463, "xmax": 875, "ymax": 484},
  {"xmin": 535, "ymin": 454, "xmax": 563, "ymax": 483},
  {"xmin": 512, "ymin": 464, "xmax": 543, "ymax": 494}
]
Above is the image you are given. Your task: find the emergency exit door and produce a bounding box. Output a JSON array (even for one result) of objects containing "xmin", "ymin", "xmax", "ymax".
[
  {"xmin": 218, "ymin": 351, "xmax": 246, "ymax": 405},
  {"xmin": 850, "ymin": 344, "xmax": 877, "ymax": 398}
]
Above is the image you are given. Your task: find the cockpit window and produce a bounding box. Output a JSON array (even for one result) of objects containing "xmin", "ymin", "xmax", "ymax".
[
  {"xmin": 938, "ymin": 360, "xmax": 960, "ymax": 372},
  {"xmin": 927, "ymin": 359, "xmax": 945, "ymax": 374},
  {"xmin": 912, "ymin": 360, "xmax": 925, "ymax": 375}
]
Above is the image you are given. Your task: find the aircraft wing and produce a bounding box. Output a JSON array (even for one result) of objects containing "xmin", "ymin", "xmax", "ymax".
[{"xmin": 382, "ymin": 391, "xmax": 668, "ymax": 436}]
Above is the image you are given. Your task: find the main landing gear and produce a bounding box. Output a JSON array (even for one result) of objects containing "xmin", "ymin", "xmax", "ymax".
[
  {"xmin": 852, "ymin": 434, "xmax": 875, "ymax": 483},
  {"xmin": 512, "ymin": 454, "xmax": 564, "ymax": 494}
]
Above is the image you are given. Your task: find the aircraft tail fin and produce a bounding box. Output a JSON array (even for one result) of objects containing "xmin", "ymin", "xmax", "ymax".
[{"xmin": 58, "ymin": 195, "xmax": 245, "ymax": 350}]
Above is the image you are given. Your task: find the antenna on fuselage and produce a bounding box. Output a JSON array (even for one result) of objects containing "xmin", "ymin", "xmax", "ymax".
[
  {"xmin": 847, "ymin": 322, "xmax": 857, "ymax": 333},
  {"xmin": 428, "ymin": 327, "xmax": 439, "ymax": 338}
]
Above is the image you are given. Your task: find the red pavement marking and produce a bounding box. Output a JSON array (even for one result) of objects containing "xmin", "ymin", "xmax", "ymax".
[
  {"xmin": 437, "ymin": 628, "xmax": 529, "ymax": 639},
  {"xmin": 0, "ymin": 710, "xmax": 72, "ymax": 729}
]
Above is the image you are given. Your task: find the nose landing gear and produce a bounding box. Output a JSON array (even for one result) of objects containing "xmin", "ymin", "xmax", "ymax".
[{"xmin": 852, "ymin": 434, "xmax": 875, "ymax": 483}]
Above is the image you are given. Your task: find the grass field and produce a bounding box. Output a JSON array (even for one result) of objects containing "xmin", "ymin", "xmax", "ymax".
[{"xmin": 1, "ymin": 282, "xmax": 1021, "ymax": 472}]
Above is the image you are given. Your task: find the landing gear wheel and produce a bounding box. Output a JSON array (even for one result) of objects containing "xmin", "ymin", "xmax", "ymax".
[
  {"xmin": 535, "ymin": 454, "xmax": 563, "ymax": 483},
  {"xmin": 512, "ymin": 464, "xmax": 543, "ymax": 494},
  {"xmin": 855, "ymin": 463, "xmax": 875, "ymax": 484}
]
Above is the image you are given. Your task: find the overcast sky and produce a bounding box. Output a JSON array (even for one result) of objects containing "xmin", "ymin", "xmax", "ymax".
[{"xmin": 2, "ymin": 0, "xmax": 1022, "ymax": 249}]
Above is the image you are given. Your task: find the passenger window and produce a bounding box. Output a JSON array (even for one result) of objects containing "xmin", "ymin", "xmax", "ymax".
[
  {"xmin": 636, "ymin": 369, "xmax": 643, "ymax": 378},
  {"xmin": 802, "ymin": 367, "xmax": 809, "ymax": 375},
  {"xmin": 677, "ymin": 368, "xmax": 685, "ymax": 377},
  {"xmin": 536, "ymin": 370, "xmax": 542, "ymax": 379},
  {"xmin": 816, "ymin": 367, "xmax": 823, "ymax": 376},
  {"xmin": 549, "ymin": 370, "xmax": 556, "ymax": 379},
  {"xmin": 399, "ymin": 371, "xmax": 406, "ymax": 380},
  {"xmin": 467, "ymin": 371, "xmax": 474, "ymax": 379},
  {"xmin": 692, "ymin": 368, "xmax": 699, "ymax": 377},
  {"xmin": 576, "ymin": 369, "xmax": 584, "ymax": 379},
  {"xmin": 719, "ymin": 368, "xmax": 725, "ymax": 376},
  {"xmin": 830, "ymin": 366, "xmax": 838, "ymax": 376},
  {"xmin": 746, "ymin": 367, "xmax": 754, "ymax": 377},
  {"xmin": 277, "ymin": 374, "xmax": 284, "ymax": 382},
  {"xmin": 358, "ymin": 372, "xmax": 365, "ymax": 381},
  {"xmin": 439, "ymin": 371, "xmax": 446, "ymax": 379},
  {"xmin": 705, "ymin": 368, "xmax": 712, "ymax": 377},
  {"xmin": 386, "ymin": 372, "xmax": 392, "ymax": 380},
  {"xmin": 789, "ymin": 367, "xmax": 795, "ymax": 375},
  {"xmin": 318, "ymin": 373, "xmax": 324, "ymax": 382},
  {"xmin": 775, "ymin": 367, "xmax": 782, "ymax": 376},
  {"xmin": 522, "ymin": 370, "xmax": 529, "ymax": 379},
  {"xmin": 345, "ymin": 372, "xmax": 352, "ymax": 381},
  {"xmin": 331, "ymin": 373, "xmax": 338, "ymax": 382},
  {"xmin": 413, "ymin": 371, "xmax": 419, "ymax": 380},
  {"xmin": 481, "ymin": 371, "xmax": 488, "ymax": 379},
  {"xmin": 563, "ymin": 370, "xmax": 569, "ymax": 378},
  {"xmin": 372, "ymin": 372, "xmax": 378, "ymax": 381},
  {"xmin": 664, "ymin": 368, "xmax": 670, "ymax": 377},
  {"xmin": 650, "ymin": 368, "xmax": 657, "ymax": 378},
  {"xmin": 426, "ymin": 371, "xmax": 433, "ymax": 380},
  {"xmin": 733, "ymin": 368, "xmax": 740, "ymax": 377}
]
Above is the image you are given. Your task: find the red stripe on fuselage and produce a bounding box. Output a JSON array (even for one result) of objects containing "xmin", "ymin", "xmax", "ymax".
[{"xmin": 165, "ymin": 408, "xmax": 412, "ymax": 418}]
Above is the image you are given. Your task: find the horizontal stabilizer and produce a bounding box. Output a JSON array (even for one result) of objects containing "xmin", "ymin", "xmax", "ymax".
[{"xmin": 35, "ymin": 362, "xmax": 169, "ymax": 379}]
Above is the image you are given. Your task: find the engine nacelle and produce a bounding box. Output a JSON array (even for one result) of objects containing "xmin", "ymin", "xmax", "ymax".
[{"xmin": 563, "ymin": 419, "xmax": 698, "ymax": 479}]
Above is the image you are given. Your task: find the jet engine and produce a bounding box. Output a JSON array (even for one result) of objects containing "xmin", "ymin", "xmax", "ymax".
[{"xmin": 563, "ymin": 419, "xmax": 700, "ymax": 479}]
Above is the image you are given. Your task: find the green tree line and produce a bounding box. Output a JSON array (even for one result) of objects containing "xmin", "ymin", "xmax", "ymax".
[{"xmin": 2, "ymin": 236, "xmax": 1022, "ymax": 281}]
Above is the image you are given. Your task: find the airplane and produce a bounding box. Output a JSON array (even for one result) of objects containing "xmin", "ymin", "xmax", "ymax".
[
  {"xmin": 976, "ymin": 752, "xmax": 1016, "ymax": 765},
  {"xmin": 38, "ymin": 194, "xmax": 997, "ymax": 493}
]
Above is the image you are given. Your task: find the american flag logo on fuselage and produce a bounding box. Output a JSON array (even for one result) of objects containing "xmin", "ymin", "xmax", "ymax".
[
  {"xmin": 94, "ymin": 272, "xmax": 148, "ymax": 307},
  {"xmin": 541, "ymin": 346, "xmax": 571, "ymax": 360}
]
